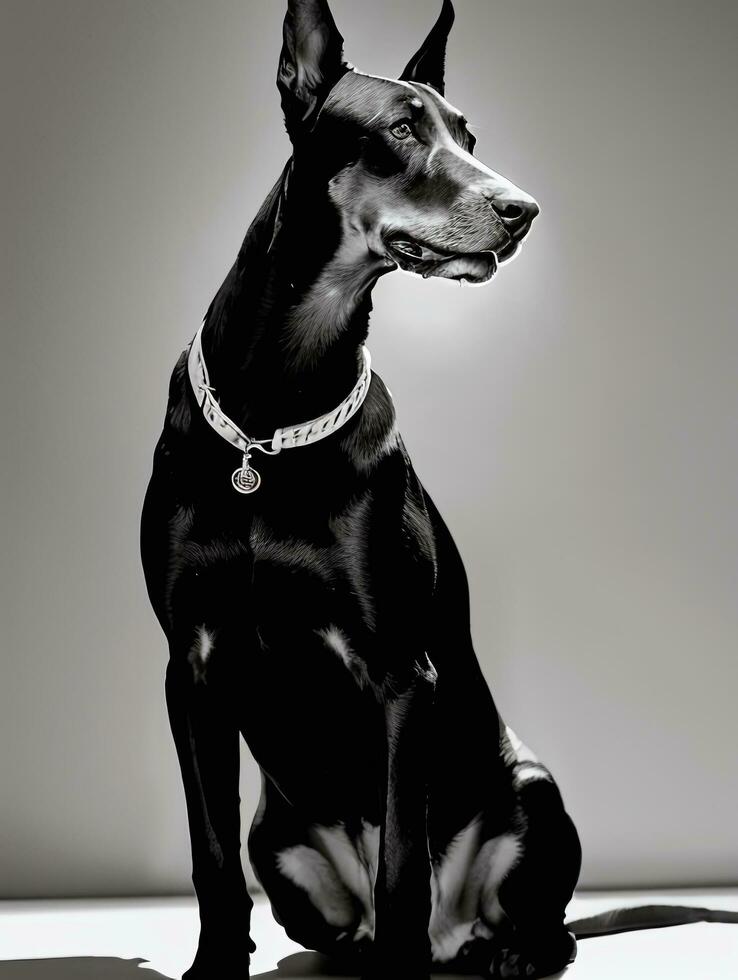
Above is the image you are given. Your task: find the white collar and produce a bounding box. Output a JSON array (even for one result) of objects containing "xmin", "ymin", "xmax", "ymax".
[{"xmin": 187, "ymin": 321, "xmax": 373, "ymax": 493}]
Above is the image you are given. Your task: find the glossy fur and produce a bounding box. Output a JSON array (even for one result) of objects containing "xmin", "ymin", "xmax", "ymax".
[{"xmin": 140, "ymin": 2, "xmax": 581, "ymax": 978}]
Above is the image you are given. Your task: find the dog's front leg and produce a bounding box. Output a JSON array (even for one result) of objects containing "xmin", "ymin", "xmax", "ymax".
[
  {"xmin": 166, "ymin": 654, "xmax": 254, "ymax": 980},
  {"xmin": 366, "ymin": 659, "xmax": 437, "ymax": 980}
]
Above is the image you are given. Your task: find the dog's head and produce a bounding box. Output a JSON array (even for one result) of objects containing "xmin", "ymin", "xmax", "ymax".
[{"xmin": 278, "ymin": 0, "xmax": 538, "ymax": 285}]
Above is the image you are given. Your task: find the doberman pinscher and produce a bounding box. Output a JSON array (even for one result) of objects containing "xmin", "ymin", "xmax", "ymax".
[{"xmin": 141, "ymin": 2, "xmax": 581, "ymax": 977}]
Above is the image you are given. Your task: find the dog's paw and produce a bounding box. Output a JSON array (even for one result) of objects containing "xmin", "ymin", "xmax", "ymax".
[
  {"xmin": 489, "ymin": 930, "xmax": 577, "ymax": 979},
  {"xmin": 453, "ymin": 934, "xmax": 494, "ymax": 974},
  {"xmin": 183, "ymin": 944, "xmax": 252, "ymax": 980}
]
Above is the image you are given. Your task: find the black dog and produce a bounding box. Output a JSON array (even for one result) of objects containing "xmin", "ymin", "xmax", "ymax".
[{"xmin": 141, "ymin": 2, "xmax": 583, "ymax": 977}]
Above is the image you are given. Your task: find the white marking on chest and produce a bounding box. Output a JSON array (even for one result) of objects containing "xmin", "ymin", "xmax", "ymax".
[
  {"xmin": 188, "ymin": 625, "xmax": 215, "ymax": 682},
  {"xmin": 318, "ymin": 624, "xmax": 352, "ymax": 667},
  {"xmin": 317, "ymin": 624, "xmax": 370, "ymax": 689},
  {"xmin": 195, "ymin": 626, "xmax": 214, "ymax": 662}
]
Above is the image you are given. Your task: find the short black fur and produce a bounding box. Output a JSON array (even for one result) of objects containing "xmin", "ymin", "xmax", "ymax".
[{"xmin": 141, "ymin": 4, "xmax": 582, "ymax": 979}]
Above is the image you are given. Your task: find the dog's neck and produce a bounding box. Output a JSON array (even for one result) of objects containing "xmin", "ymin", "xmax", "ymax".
[{"xmin": 199, "ymin": 157, "xmax": 390, "ymax": 439}]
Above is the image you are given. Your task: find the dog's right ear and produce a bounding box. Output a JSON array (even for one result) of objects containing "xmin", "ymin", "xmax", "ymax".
[
  {"xmin": 277, "ymin": 0, "xmax": 347, "ymax": 139},
  {"xmin": 400, "ymin": 0, "xmax": 455, "ymax": 95}
]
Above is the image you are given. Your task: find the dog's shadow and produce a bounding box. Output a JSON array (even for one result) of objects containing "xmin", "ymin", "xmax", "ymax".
[
  {"xmin": 252, "ymin": 951, "xmax": 569, "ymax": 979},
  {"xmin": 0, "ymin": 953, "xmax": 568, "ymax": 979},
  {"xmin": 0, "ymin": 959, "xmax": 170, "ymax": 980},
  {"xmin": 253, "ymin": 951, "xmax": 360, "ymax": 978}
]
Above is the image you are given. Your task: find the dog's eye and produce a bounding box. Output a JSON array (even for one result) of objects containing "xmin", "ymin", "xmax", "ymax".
[{"xmin": 389, "ymin": 120, "xmax": 413, "ymax": 141}]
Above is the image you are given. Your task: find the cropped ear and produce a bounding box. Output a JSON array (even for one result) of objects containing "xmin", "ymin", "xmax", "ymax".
[
  {"xmin": 399, "ymin": 0, "xmax": 455, "ymax": 96},
  {"xmin": 277, "ymin": 0, "xmax": 347, "ymax": 138}
]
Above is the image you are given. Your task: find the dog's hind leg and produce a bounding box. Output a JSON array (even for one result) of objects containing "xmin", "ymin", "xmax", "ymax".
[
  {"xmin": 165, "ymin": 641, "xmax": 254, "ymax": 980},
  {"xmin": 247, "ymin": 775, "xmax": 364, "ymax": 960},
  {"xmin": 488, "ymin": 766, "xmax": 581, "ymax": 979}
]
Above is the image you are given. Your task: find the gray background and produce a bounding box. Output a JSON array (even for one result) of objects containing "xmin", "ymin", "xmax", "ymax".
[{"xmin": 2, "ymin": 0, "xmax": 736, "ymax": 898}]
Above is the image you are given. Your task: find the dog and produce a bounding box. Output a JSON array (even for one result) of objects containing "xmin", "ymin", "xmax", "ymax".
[{"xmin": 140, "ymin": 2, "xmax": 583, "ymax": 977}]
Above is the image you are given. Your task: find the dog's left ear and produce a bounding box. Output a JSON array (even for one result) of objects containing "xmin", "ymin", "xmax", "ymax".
[
  {"xmin": 277, "ymin": 0, "xmax": 347, "ymax": 138},
  {"xmin": 399, "ymin": 0, "xmax": 455, "ymax": 96}
]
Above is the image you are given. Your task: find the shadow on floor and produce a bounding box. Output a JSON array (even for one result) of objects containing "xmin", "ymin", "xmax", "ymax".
[
  {"xmin": 253, "ymin": 951, "xmax": 358, "ymax": 979},
  {"xmin": 0, "ymin": 959, "xmax": 172, "ymax": 980},
  {"xmin": 0, "ymin": 953, "xmax": 568, "ymax": 980},
  {"xmin": 252, "ymin": 951, "xmax": 568, "ymax": 980}
]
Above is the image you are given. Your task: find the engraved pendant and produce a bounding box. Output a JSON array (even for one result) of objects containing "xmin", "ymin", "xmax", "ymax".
[{"xmin": 231, "ymin": 451, "xmax": 261, "ymax": 494}]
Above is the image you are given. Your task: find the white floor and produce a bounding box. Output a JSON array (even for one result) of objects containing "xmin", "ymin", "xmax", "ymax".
[{"xmin": 1, "ymin": 890, "xmax": 737, "ymax": 979}]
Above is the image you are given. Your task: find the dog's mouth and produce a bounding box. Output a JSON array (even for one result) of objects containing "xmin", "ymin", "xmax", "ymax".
[{"xmin": 384, "ymin": 234, "xmax": 521, "ymax": 284}]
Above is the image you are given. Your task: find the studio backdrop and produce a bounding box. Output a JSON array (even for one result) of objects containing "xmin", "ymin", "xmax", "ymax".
[{"xmin": 2, "ymin": 0, "xmax": 736, "ymax": 898}]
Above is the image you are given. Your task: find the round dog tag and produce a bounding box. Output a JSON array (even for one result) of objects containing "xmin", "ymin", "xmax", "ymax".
[{"xmin": 231, "ymin": 462, "xmax": 261, "ymax": 494}]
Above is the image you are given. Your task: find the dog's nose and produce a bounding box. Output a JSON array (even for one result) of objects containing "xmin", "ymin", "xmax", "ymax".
[{"xmin": 483, "ymin": 190, "xmax": 539, "ymax": 234}]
